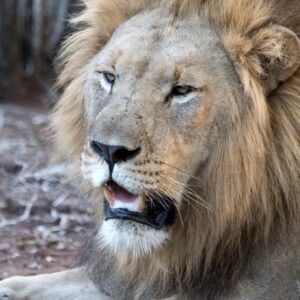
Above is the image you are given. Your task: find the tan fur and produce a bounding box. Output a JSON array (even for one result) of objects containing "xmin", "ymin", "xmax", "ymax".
[
  {"xmin": 48, "ymin": 0, "xmax": 300, "ymax": 299},
  {"xmin": 1, "ymin": 1, "xmax": 298, "ymax": 299}
]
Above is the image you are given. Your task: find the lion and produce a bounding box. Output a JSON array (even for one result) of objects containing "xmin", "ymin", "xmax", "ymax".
[{"xmin": 0, "ymin": 0, "xmax": 299, "ymax": 299}]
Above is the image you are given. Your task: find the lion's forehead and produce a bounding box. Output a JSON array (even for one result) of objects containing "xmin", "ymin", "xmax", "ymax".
[{"xmin": 99, "ymin": 9, "xmax": 228, "ymax": 76}]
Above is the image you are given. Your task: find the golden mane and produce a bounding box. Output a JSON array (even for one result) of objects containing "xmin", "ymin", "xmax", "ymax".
[{"xmin": 51, "ymin": 0, "xmax": 300, "ymax": 298}]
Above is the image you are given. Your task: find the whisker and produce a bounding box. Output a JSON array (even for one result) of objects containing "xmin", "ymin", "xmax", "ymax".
[
  {"xmin": 158, "ymin": 174, "xmax": 212, "ymax": 212},
  {"xmin": 152, "ymin": 191, "xmax": 169, "ymax": 210},
  {"xmin": 159, "ymin": 161, "xmax": 204, "ymax": 181},
  {"xmin": 153, "ymin": 184, "xmax": 184, "ymax": 227},
  {"xmin": 157, "ymin": 180, "xmax": 190, "ymax": 226}
]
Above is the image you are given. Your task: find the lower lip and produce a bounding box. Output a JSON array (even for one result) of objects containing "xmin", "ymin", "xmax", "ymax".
[{"xmin": 103, "ymin": 197, "xmax": 177, "ymax": 230}]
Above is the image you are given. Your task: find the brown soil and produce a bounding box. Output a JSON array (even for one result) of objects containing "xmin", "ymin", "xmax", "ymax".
[{"xmin": 0, "ymin": 103, "xmax": 92, "ymax": 279}]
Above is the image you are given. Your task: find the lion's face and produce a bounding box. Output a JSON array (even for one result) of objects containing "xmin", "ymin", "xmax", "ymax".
[{"xmin": 81, "ymin": 10, "xmax": 240, "ymax": 256}]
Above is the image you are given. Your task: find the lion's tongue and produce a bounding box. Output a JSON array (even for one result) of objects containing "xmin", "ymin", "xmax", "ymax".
[{"xmin": 103, "ymin": 181, "xmax": 145, "ymax": 212}]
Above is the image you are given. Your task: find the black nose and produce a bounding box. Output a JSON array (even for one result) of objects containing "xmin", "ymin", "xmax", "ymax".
[{"xmin": 91, "ymin": 141, "xmax": 141, "ymax": 167}]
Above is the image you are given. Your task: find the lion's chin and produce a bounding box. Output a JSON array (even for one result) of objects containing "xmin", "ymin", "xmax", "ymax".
[
  {"xmin": 97, "ymin": 181, "xmax": 176, "ymax": 256},
  {"xmin": 97, "ymin": 219, "xmax": 170, "ymax": 256}
]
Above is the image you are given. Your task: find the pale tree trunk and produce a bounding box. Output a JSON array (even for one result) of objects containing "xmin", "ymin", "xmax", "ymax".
[{"xmin": 48, "ymin": 0, "xmax": 69, "ymax": 51}]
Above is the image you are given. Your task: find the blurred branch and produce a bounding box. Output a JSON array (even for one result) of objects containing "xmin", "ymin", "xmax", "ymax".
[{"xmin": 0, "ymin": 195, "xmax": 38, "ymax": 229}]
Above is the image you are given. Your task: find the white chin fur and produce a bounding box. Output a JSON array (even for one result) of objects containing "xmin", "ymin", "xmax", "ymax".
[{"xmin": 97, "ymin": 219, "xmax": 169, "ymax": 257}]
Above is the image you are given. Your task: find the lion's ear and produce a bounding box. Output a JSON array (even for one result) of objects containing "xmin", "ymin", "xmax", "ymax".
[
  {"xmin": 253, "ymin": 25, "xmax": 300, "ymax": 93},
  {"xmin": 228, "ymin": 22, "xmax": 300, "ymax": 94}
]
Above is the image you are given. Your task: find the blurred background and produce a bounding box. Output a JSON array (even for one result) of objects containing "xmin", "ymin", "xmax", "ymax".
[
  {"xmin": 0, "ymin": 0, "xmax": 93, "ymax": 279},
  {"xmin": 0, "ymin": 0, "xmax": 79, "ymax": 103}
]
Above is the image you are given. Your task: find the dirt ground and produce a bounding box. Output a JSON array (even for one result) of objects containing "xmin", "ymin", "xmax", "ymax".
[{"xmin": 0, "ymin": 103, "xmax": 92, "ymax": 280}]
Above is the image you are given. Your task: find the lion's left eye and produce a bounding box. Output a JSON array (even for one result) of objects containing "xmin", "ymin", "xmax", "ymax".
[
  {"xmin": 165, "ymin": 85, "xmax": 195, "ymax": 104},
  {"xmin": 171, "ymin": 86, "xmax": 194, "ymax": 96}
]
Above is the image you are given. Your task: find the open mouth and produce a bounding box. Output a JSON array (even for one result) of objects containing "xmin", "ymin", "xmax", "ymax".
[{"xmin": 103, "ymin": 181, "xmax": 176, "ymax": 230}]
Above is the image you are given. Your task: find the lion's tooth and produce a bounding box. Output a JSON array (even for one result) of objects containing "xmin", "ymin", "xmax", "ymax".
[
  {"xmin": 103, "ymin": 188, "xmax": 114, "ymax": 207},
  {"xmin": 137, "ymin": 195, "xmax": 146, "ymax": 212}
]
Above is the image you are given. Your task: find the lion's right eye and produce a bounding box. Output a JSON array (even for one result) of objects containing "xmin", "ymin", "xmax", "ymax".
[
  {"xmin": 98, "ymin": 71, "xmax": 116, "ymax": 94},
  {"xmin": 103, "ymin": 72, "xmax": 115, "ymax": 84}
]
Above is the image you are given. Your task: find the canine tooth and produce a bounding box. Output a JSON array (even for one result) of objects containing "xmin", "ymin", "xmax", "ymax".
[
  {"xmin": 137, "ymin": 195, "xmax": 146, "ymax": 212},
  {"xmin": 103, "ymin": 188, "xmax": 114, "ymax": 207}
]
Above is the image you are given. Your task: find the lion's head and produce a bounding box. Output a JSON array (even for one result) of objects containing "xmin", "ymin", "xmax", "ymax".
[{"xmin": 51, "ymin": 0, "xmax": 300, "ymax": 298}]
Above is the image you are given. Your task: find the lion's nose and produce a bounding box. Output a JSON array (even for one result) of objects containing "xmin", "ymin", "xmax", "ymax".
[{"xmin": 91, "ymin": 141, "xmax": 141, "ymax": 167}]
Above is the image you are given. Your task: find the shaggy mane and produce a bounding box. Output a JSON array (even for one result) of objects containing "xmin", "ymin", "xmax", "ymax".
[{"xmin": 51, "ymin": 0, "xmax": 300, "ymax": 299}]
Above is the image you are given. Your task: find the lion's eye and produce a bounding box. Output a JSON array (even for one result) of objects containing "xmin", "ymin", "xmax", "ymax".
[
  {"xmin": 171, "ymin": 86, "xmax": 193, "ymax": 96},
  {"xmin": 166, "ymin": 85, "xmax": 195, "ymax": 104},
  {"xmin": 98, "ymin": 71, "xmax": 116, "ymax": 93},
  {"xmin": 103, "ymin": 72, "xmax": 115, "ymax": 84}
]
